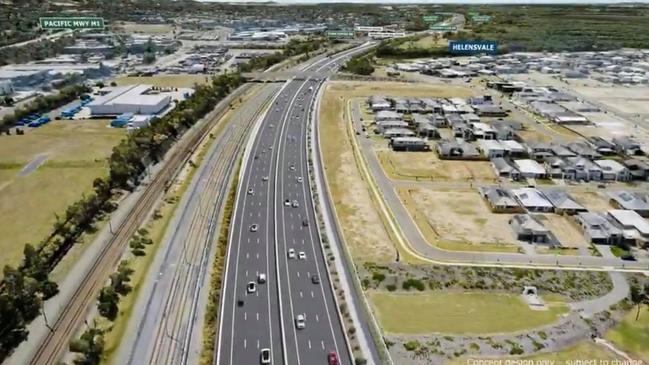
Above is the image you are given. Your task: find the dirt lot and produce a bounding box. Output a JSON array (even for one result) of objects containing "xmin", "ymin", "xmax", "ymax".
[
  {"xmin": 113, "ymin": 75, "xmax": 210, "ymax": 89},
  {"xmin": 327, "ymin": 80, "xmax": 476, "ymax": 99},
  {"xmin": 403, "ymin": 188, "xmax": 519, "ymax": 246},
  {"xmin": 535, "ymin": 214, "xmax": 587, "ymax": 248},
  {"xmin": 320, "ymin": 83, "xmax": 396, "ymax": 263},
  {"xmin": 571, "ymin": 191, "xmax": 612, "ymax": 212},
  {"xmin": 378, "ymin": 150, "xmax": 497, "ymax": 182}
]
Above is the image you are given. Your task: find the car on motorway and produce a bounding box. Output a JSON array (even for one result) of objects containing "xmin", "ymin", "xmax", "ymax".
[
  {"xmin": 247, "ymin": 188, "xmax": 254, "ymax": 195},
  {"xmin": 247, "ymin": 281, "xmax": 256, "ymax": 293},
  {"xmin": 254, "ymin": 154, "xmax": 259, "ymax": 160},
  {"xmin": 311, "ymin": 274, "xmax": 320, "ymax": 284},
  {"xmin": 328, "ymin": 351, "xmax": 338, "ymax": 365},
  {"xmin": 284, "ymin": 199, "xmax": 291, "ymax": 206},
  {"xmin": 298, "ymin": 251, "xmax": 306, "ymax": 260},
  {"xmin": 295, "ymin": 314, "xmax": 306, "ymax": 329},
  {"xmin": 258, "ymin": 273, "xmax": 267, "ymax": 284},
  {"xmin": 288, "ymin": 248, "xmax": 296, "ymax": 259},
  {"xmin": 262, "ymin": 176, "xmax": 269, "ymax": 181},
  {"xmin": 250, "ymin": 224, "xmax": 258, "ymax": 232},
  {"xmin": 292, "ymin": 200, "xmax": 299, "ymax": 208},
  {"xmin": 289, "ymin": 164, "xmax": 296, "ymax": 171},
  {"xmin": 296, "ymin": 176, "xmax": 303, "ymax": 183},
  {"xmin": 302, "ymin": 219, "xmax": 309, "ymax": 227},
  {"xmin": 260, "ymin": 348, "xmax": 271, "ymax": 364},
  {"xmin": 237, "ymin": 297, "xmax": 244, "ymax": 307}
]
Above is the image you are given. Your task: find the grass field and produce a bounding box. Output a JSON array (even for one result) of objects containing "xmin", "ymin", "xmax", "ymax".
[
  {"xmin": 370, "ymin": 291, "xmax": 568, "ymax": 335},
  {"xmin": 606, "ymin": 308, "xmax": 649, "ymax": 364},
  {"xmin": 113, "ymin": 75, "xmax": 211, "ymax": 89},
  {"xmin": 0, "ymin": 120, "xmax": 123, "ymax": 270},
  {"xmin": 447, "ymin": 341, "xmax": 619, "ymax": 365},
  {"xmin": 369, "ymin": 291, "xmax": 568, "ymax": 334},
  {"xmin": 377, "ymin": 150, "xmax": 497, "ymax": 181},
  {"xmin": 115, "ymin": 22, "xmax": 175, "ymax": 34},
  {"xmin": 397, "ymin": 35, "xmax": 448, "ymax": 49}
]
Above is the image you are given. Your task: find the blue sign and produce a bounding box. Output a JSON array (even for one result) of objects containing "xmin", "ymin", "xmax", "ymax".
[{"xmin": 449, "ymin": 40, "xmax": 498, "ymax": 55}]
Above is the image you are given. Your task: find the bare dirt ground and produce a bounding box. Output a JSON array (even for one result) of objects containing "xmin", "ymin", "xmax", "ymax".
[
  {"xmin": 328, "ymin": 80, "xmax": 476, "ymax": 99},
  {"xmin": 320, "ymin": 83, "xmax": 396, "ymax": 263},
  {"xmin": 535, "ymin": 215, "xmax": 588, "ymax": 248},
  {"xmin": 378, "ymin": 150, "xmax": 497, "ymax": 182},
  {"xmin": 571, "ymin": 191, "xmax": 612, "ymax": 212},
  {"xmin": 405, "ymin": 188, "xmax": 518, "ymax": 245}
]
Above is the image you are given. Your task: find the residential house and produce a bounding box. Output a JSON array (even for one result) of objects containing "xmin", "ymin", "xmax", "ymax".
[
  {"xmin": 565, "ymin": 157, "xmax": 603, "ymax": 181},
  {"xmin": 479, "ymin": 186, "xmax": 524, "ymax": 213},
  {"xmin": 624, "ymin": 159, "xmax": 649, "ymax": 180},
  {"xmin": 375, "ymin": 110, "xmax": 402, "ymax": 122},
  {"xmin": 390, "ymin": 137, "xmax": 430, "ymax": 152},
  {"xmin": 368, "ymin": 96, "xmax": 391, "ymax": 111},
  {"xmin": 436, "ymin": 140, "xmax": 482, "ymax": 160},
  {"xmin": 473, "ymin": 104, "xmax": 508, "ymax": 117},
  {"xmin": 607, "ymin": 191, "xmax": 649, "ymax": 217},
  {"xmin": 607, "ymin": 209, "xmax": 649, "ymax": 243},
  {"xmin": 470, "ymin": 122, "xmax": 498, "ymax": 140},
  {"xmin": 575, "ymin": 212, "xmax": 623, "ymax": 245},
  {"xmin": 479, "ymin": 140, "xmax": 506, "ymax": 158},
  {"xmin": 491, "ymin": 158, "xmax": 521, "ymax": 180},
  {"xmin": 511, "ymin": 188, "xmax": 554, "ymax": 212},
  {"xmin": 540, "ymin": 189, "xmax": 587, "ymax": 215},
  {"xmin": 550, "ymin": 144, "xmax": 576, "ymax": 158},
  {"xmin": 567, "ymin": 142, "xmax": 602, "ymax": 159},
  {"xmin": 587, "ymin": 137, "xmax": 617, "ymax": 156},
  {"xmin": 595, "ymin": 160, "xmax": 631, "ymax": 181},
  {"xmin": 500, "ymin": 140, "xmax": 527, "ymax": 157},
  {"xmin": 509, "ymin": 214, "xmax": 557, "ymax": 245},
  {"xmin": 527, "ymin": 142, "xmax": 553, "ymax": 161},
  {"xmin": 492, "ymin": 122, "xmax": 515, "ymax": 140},
  {"xmin": 383, "ymin": 128, "xmax": 415, "ymax": 139},
  {"xmin": 514, "ymin": 159, "xmax": 548, "ymax": 179},
  {"xmin": 612, "ymin": 136, "xmax": 643, "ymax": 156}
]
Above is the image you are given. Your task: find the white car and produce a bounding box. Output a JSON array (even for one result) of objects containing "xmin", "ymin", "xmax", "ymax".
[
  {"xmin": 260, "ymin": 348, "xmax": 271, "ymax": 364},
  {"xmin": 262, "ymin": 176, "xmax": 269, "ymax": 181},
  {"xmin": 296, "ymin": 177, "xmax": 303, "ymax": 183},
  {"xmin": 247, "ymin": 188, "xmax": 254, "ymax": 195},
  {"xmin": 298, "ymin": 251, "xmax": 306, "ymax": 260},
  {"xmin": 247, "ymin": 281, "xmax": 256, "ymax": 293},
  {"xmin": 292, "ymin": 200, "xmax": 299, "ymax": 208},
  {"xmin": 287, "ymin": 248, "xmax": 296, "ymax": 259},
  {"xmin": 284, "ymin": 199, "xmax": 291, "ymax": 206},
  {"xmin": 295, "ymin": 314, "xmax": 306, "ymax": 329},
  {"xmin": 258, "ymin": 273, "xmax": 267, "ymax": 284},
  {"xmin": 250, "ymin": 224, "xmax": 258, "ymax": 232}
]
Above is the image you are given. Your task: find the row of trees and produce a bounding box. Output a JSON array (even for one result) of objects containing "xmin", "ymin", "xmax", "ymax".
[
  {"xmin": 97, "ymin": 261, "xmax": 134, "ymax": 320},
  {"xmin": 342, "ymin": 54, "xmax": 375, "ymax": 76},
  {"xmin": 0, "ymin": 84, "xmax": 91, "ymax": 131},
  {"xmin": 238, "ymin": 37, "xmax": 329, "ymax": 72},
  {"xmin": 0, "ymin": 72, "xmax": 245, "ymax": 362}
]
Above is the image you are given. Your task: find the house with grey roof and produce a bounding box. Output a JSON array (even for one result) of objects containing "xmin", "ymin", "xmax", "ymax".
[
  {"xmin": 587, "ymin": 137, "xmax": 616, "ymax": 156},
  {"xmin": 567, "ymin": 142, "xmax": 602, "ymax": 159},
  {"xmin": 436, "ymin": 140, "xmax": 482, "ymax": 160},
  {"xmin": 527, "ymin": 142, "xmax": 553, "ymax": 161},
  {"xmin": 565, "ymin": 157, "xmax": 603, "ymax": 181},
  {"xmin": 540, "ymin": 189, "xmax": 587, "ymax": 215},
  {"xmin": 491, "ymin": 158, "xmax": 521, "ymax": 180},
  {"xmin": 595, "ymin": 160, "xmax": 631, "ymax": 181},
  {"xmin": 479, "ymin": 186, "xmax": 524, "ymax": 213},
  {"xmin": 509, "ymin": 214, "xmax": 558, "ymax": 245},
  {"xmin": 575, "ymin": 212, "xmax": 623, "ymax": 245},
  {"xmin": 607, "ymin": 191, "xmax": 649, "ymax": 217},
  {"xmin": 624, "ymin": 159, "xmax": 649, "ymax": 180},
  {"xmin": 511, "ymin": 187, "xmax": 554, "ymax": 212},
  {"xmin": 550, "ymin": 144, "xmax": 576, "ymax": 158},
  {"xmin": 612, "ymin": 136, "xmax": 643, "ymax": 156}
]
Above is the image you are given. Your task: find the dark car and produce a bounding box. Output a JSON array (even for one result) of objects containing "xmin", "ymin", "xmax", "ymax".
[
  {"xmin": 237, "ymin": 297, "xmax": 244, "ymax": 307},
  {"xmin": 302, "ymin": 219, "xmax": 309, "ymax": 227},
  {"xmin": 328, "ymin": 351, "xmax": 338, "ymax": 365},
  {"xmin": 311, "ymin": 275, "xmax": 320, "ymax": 284}
]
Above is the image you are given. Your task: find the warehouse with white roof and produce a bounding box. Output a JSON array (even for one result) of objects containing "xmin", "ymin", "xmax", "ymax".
[{"xmin": 88, "ymin": 84, "xmax": 171, "ymax": 116}]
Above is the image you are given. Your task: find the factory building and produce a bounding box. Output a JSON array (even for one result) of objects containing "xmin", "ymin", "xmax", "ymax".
[{"xmin": 88, "ymin": 84, "xmax": 171, "ymax": 116}]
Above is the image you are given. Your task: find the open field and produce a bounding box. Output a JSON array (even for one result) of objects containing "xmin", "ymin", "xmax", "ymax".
[
  {"xmin": 113, "ymin": 75, "xmax": 211, "ymax": 89},
  {"xmin": 328, "ymin": 80, "xmax": 476, "ymax": 99},
  {"xmin": 0, "ymin": 120, "xmax": 123, "ymax": 269},
  {"xmin": 397, "ymin": 35, "xmax": 448, "ymax": 49},
  {"xmin": 378, "ymin": 150, "xmax": 497, "ymax": 182},
  {"xmin": 399, "ymin": 188, "xmax": 521, "ymax": 249},
  {"xmin": 370, "ymin": 291, "xmax": 568, "ymax": 335},
  {"xmin": 447, "ymin": 341, "xmax": 620, "ymax": 365},
  {"xmin": 606, "ymin": 309, "xmax": 649, "ymax": 364},
  {"xmin": 320, "ymin": 83, "xmax": 396, "ymax": 263}
]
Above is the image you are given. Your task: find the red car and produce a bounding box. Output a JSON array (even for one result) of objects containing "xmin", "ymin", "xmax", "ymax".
[{"xmin": 327, "ymin": 351, "xmax": 338, "ymax": 365}]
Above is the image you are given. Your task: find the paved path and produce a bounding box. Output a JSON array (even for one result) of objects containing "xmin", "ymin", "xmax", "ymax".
[
  {"xmin": 18, "ymin": 154, "xmax": 49, "ymax": 177},
  {"xmin": 570, "ymin": 271, "xmax": 630, "ymax": 318}
]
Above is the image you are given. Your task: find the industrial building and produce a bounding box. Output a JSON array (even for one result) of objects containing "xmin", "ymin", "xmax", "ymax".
[{"xmin": 88, "ymin": 84, "xmax": 171, "ymax": 116}]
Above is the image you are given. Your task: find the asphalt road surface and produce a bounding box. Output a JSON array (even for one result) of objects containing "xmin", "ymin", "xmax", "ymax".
[{"xmin": 217, "ymin": 45, "xmax": 375, "ymax": 365}]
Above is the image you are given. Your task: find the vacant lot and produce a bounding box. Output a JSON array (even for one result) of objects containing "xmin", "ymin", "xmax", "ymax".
[
  {"xmin": 113, "ymin": 75, "xmax": 210, "ymax": 89},
  {"xmin": 370, "ymin": 291, "xmax": 568, "ymax": 335},
  {"xmin": 115, "ymin": 22, "xmax": 175, "ymax": 34},
  {"xmin": 535, "ymin": 215, "xmax": 586, "ymax": 248},
  {"xmin": 606, "ymin": 309, "xmax": 649, "ymax": 364},
  {"xmin": 571, "ymin": 191, "xmax": 612, "ymax": 212},
  {"xmin": 402, "ymin": 188, "xmax": 519, "ymax": 247},
  {"xmin": 378, "ymin": 150, "xmax": 497, "ymax": 182},
  {"xmin": 0, "ymin": 120, "xmax": 123, "ymax": 269},
  {"xmin": 320, "ymin": 83, "xmax": 396, "ymax": 263},
  {"xmin": 327, "ymin": 81, "xmax": 475, "ymax": 99}
]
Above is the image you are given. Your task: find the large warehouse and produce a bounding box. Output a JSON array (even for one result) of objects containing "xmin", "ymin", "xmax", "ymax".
[{"xmin": 88, "ymin": 84, "xmax": 171, "ymax": 116}]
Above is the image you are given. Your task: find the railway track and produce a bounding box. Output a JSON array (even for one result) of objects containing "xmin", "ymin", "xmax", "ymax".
[{"xmin": 28, "ymin": 84, "xmax": 253, "ymax": 365}]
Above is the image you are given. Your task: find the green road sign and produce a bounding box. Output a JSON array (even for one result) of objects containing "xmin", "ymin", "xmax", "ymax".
[
  {"xmin": 429, "ymin": 25, "xmax": 457, "ymax": 32},
  {"xmin": 472, "ymin": 15, "xmax": 492, "ymax": 23},
  {"xmin": 422, "ymin": 15, "xmax": 440, "ymax": 23},
  {"xmin": 326, "ymin": 30, "xmax": 354, "ymax": 39},
  {"xmin": 40, "ymin": 17, "xmax": 105, "ymax": 30}
]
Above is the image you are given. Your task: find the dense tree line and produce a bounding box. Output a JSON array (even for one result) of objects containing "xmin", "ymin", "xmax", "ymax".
[
  {"xmin": 238, "ymin": 37, "xmax": 329, "ymax": 72},
  {"xmin": 0, "ymin": 36, "xmax": 76, "ymax": 66},
  {"xmin": 342, "ymin": 55, "xmax": 375, "ymax": 75},
  {"xmin": 0, "ymin": 84, "xmax": 91, "ymax": 131},
  {"xmin": 0, "ymin": 72, "xmax": 244, "ymax": 361}
]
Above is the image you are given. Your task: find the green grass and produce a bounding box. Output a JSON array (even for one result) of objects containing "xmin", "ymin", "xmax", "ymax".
[
  {"xmin": 606, "ymin": 308, "xmax": 649, "ymax": 364},
  {"xmin": 447, "ymin": 341, "xmax": 619, "ymax": 365},
  {"xmin": 0, "ymin": 120, "xmax": 123, "ymax": 270},
  {"xmin": 610, "ymin": 245, "xmax": 631, "ymax": 258},
  {"xmin": 370, "ymin": 291, "xmax": 568, "ymax": 335}
]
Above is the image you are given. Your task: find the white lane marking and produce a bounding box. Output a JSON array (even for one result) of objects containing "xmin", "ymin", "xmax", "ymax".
[
  {"xmin": 321, "ymin": 341, "xmax": 325, "ymax": 350},
  {"xmin": 244, "ymin": 312, "xmax": 247, "ymax": 321},
  {"xmin": 308, "ymin": 340, "xmax": 312, "ymax": 349},
  {"xmin": 244, "ymin": 339, "xmax": 247, "ymax": 349},
  {"xmin": 299, "ymin": 291, "xmax": 303, "ymax": 298},
  {"xmin": 316, "ymin": 314, "xmax": 319, "ymax": 322},
  {"xmin": 311, "ymin": 291, "xmax": 314, "ymax": 298}
]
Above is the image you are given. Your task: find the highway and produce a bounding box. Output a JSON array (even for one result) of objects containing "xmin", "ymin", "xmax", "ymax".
[{"xmin": 217, "ymin": 44, "xmax": 375, "ymax": 365}]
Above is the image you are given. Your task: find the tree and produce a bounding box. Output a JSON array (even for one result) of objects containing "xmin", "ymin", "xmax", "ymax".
[
  {"xmin": 110, "ymin": 261, "xmax": 134, "ymax": 295},
  {"xmin": 97, "ymin": 286, "xmax": 118, "ymax": 320},
  {"xmin": 70, "ymin": 326, "xmax": 104, "ymax": 365},
  {"xmin": 629, "ymin": 282, "xmax": 648, "ymax": 321}
]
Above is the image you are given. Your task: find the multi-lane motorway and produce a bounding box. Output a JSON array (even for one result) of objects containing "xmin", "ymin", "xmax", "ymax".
[{"xmin": 217, "ymin": 45, "xmax": 374, "ymax": 365}]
